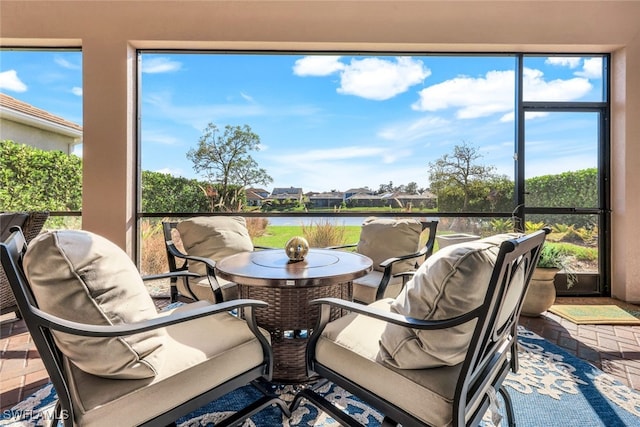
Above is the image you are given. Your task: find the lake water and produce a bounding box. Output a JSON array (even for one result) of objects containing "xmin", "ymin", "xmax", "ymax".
[{"xmin": 265, "ymin": 216, "xmax": 438, "ymax": 227}]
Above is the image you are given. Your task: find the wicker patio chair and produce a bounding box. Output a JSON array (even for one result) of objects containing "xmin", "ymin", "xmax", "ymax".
[{"xmin": 0, "ymin": 211, "xmax": 49, "ymax": 317}]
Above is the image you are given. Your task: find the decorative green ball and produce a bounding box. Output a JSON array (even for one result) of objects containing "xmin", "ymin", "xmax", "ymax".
[{"xmin": 285, "ymin": 236, "xmax": 309, "ymax": 261}]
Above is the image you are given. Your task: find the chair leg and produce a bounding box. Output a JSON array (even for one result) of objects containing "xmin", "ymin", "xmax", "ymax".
[
  {"xmin": 381, "ymin": 416, "xmax": 400, "ymax": 426},
  {"xmin": 290, "ymin": 388, "xmax": 363, "ymax": 427},
  {"xmin": 215, "ymin": 394, "xmax": 291, "ymax": 427},
  {"xmin": 498, "ymin": 385, "xmax": 516, "ymax": 427}
]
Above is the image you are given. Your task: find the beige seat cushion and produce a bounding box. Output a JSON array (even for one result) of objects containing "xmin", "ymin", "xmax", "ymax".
[
  {"xmin": 23, "ymin": 230, "xmax": 165, "ymax": 379},
  {"xmin": 178, "ymin": 275, "xmax": 239, "ymax": 302},
  {"xmin": 66, "ymin": 301, "xmax": 271, "ymax": 427},
  {"xmin": 177, "ymin": 216, "xmax": 254, "ymax": 277},
  {"xmin": 352, "ymin": 270, "xmax": 403, "ymax": 303},
  {"xmin": 351, "ymin": 217, "xmax": 423, "ymax": 303},
  {"xmin": 316, "ymin": 299, "xmax": 461, "ymax": 427},
  {"xmin": 379, "ymin": 233, "xmax": 522, "ymax": 369},
  {"xmin": 357, "ymin": 217, "xmax": 422, "ymax": 273}
]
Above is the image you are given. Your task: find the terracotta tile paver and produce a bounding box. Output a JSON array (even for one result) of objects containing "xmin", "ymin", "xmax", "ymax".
[{"xmin": 2, "ymin": 297, "xmax": 640, "ymax": 413}]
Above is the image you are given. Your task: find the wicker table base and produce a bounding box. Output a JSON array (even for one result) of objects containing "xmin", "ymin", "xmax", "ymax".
[
  {"xmin": 216, "ymin": 248, "xmax": 372, "ymax": 383},
  {"xmin": 238, "ymin": 281, "xmax": 352, "ymax": 383}
]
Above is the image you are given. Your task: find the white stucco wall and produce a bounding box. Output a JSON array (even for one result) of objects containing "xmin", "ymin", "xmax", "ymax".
[{"xmin": 0, "ymin": 119, "xmax": 76, "ymax": 154}]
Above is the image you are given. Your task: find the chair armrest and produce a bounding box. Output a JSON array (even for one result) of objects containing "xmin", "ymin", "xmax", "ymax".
[
  {"xmin": 325, "ymin": 243, "xmax": 357, "ymax": 250},
  {"xmin": 373, "ymin": 246, "xmax": 429, "ymax": 301},
  {"xmin": 378, "ymin": 246, "xmax": 429, "ymax": 269},
  {"xmin": 393, "ymin": 271, "xmax": 417, "ymax": 286},
  {"xmin": 30, "ymin": 298, "xmax": 268, "ymax": 337},
  {"xmin": 305, "ymin": 297, "xmax": 482, "ymax": 376},
  {"xmin": 142, "ymin": 271, "xmax": 201, "ymax": 282},
  {"xmin": 164, "ymin": 249, "xmax": 225, "ymax": 301},
  {"xmin": 310, "ymin": 297, "xmax": 480, "ymax": 331}
]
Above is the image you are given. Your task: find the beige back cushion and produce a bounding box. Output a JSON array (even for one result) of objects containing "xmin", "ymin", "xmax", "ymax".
[
  {"xmin": 379, "ymin": 233, "xmax": 522, "ymax": 369},
  {"xmin": 357, "ymin": 217, "xmax": 422, "ymax": 273},
  {"xmin": 23, "ymin": 230, "xmax": 165, "ymax": 379},
  {"xmin": 177, "ymin": 216, "xmax": 254, "ymax": 276}
]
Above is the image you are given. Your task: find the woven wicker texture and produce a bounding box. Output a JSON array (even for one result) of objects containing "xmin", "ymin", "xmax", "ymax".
[
  {"xmin": 1, "ymin": 212, "xmax": 49, "ymax": 315},
  {"xmin": 239, "ymin": 281, "xmax": 352, "ymax": 383}
]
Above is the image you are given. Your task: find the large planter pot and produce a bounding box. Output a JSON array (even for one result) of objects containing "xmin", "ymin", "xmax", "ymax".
[
  {"xmin": 436, "ymin": 233, "xmax": 480, "ymax": 249},
  {"xmin": 521, "ymin": 267, "xmax": 559, "ymax": 317}
]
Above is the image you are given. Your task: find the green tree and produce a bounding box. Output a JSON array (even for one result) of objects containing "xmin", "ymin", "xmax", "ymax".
[
  {"xmin": 186, "ymin": 124, "xmax": 272, "ymax": 211},
  {"xmin": 405, "ymin": 182, "xmax": 419, "ymax": 194},
  {"xmin": 428, "ymin": 141, "xmax": 497, "ymax": 211},
  {"xmin": 377, "ymin": 181, "xmax": 394, "ymax": 194}
]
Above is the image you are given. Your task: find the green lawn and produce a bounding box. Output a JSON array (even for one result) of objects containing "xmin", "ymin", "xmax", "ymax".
[{"xmin": 253, "ymin": 225, "xmax": 362, "ymax": 248}]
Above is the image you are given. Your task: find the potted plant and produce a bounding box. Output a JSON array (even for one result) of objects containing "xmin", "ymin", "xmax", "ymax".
[{"xmin": 521, "ymin": 244, "xmax": 576, "ymax": 317}]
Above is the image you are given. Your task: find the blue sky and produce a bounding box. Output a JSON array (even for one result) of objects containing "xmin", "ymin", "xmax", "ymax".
[{"xmin": 1, "ymin": 51, "xmax": 603, "ymax": 193}]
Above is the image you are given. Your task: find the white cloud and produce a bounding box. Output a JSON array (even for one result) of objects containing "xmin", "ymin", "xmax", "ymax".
[
  {"xmin": 267, "ymin": 153, "xmax": 424, "ymax": 193},
  {"xmin": 142, "ymin": 57, "xmax": 182, "ymax": 74},
  {"xmin": 144, "ymin": 91, "xmax": 321, "ymax": 131},
  {"xmin": 523, "ymin": 67, "xmax": 592, "ymax": 101},
  {"xmin": 240, "ymin": 92, "xmax": 256, "ymax": 103},
  {"xmin": 0, "ymin": 70, "xmax": 27, "ymax": 92},
  {"xmin": 545, "ymin": 57, "xmax": 581, "ymax": 69},
  {"xmin": 575, "ymin": 57, "xmax": 603, "ymax": 79},
  {"xmin": 55, "ymin": 56, "xmax": 80, "ymax": 70},
  {"xmin": 378, "ymin": 116, "xmax": 451, "ymax": 141},
  {"xmin": 412, "ymin": 70, "xmax": 513, "ymax": 118},
  {"xmin": 500, "ymin": 111, "xmax": 549, "ymax": 123},
  {"xmin": 293, "ymin": 56, "xmax": 345, "ymax": 76},
  {"xmin": 337, "ymin": 57, "xmax": 430, "ymax": 101},
  {"xmin": 156, "ymin": 167, "xmax": 185, "ymax": 177},
  {"xmin": 412, "ymin": 67, "xmax": 592, "ymax": 119},
  {"xmin": 293, "ymin": 56, "xmax": 430, "ymax": 101},
  {"xmin": 71, "ymin": 87, "xmax": 83, "ymax": 96},
  {"xmin": 143, "ymin": 129, "xmax": 183, "ymax": 146},
  {"xmin": 545, "ymin": 56, "xmax": 602, "ymax": 79},
  {"xmin": 274, "ymin": 146, "xmax": 386, "ymax": 164}
]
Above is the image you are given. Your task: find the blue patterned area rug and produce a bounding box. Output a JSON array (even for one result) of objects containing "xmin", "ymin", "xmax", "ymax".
[{"xmin": 2, "ymin": 327, "xmax": 640, "ymax": 427}]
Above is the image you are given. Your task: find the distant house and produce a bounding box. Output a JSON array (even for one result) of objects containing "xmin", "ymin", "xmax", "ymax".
[
  {"xmin": 269, "ymin": 187, "xmax": 304, "ymax": 203},
  {"xmin": 245, "ymin": 188, "xmax": 269, "ymax": 206},
  {"xmin": 309, "ymin": 191, "xmax": 344, "ymax": 208},
  {"xmin": 344, "ymin": 187, "xmax": 373, "ymax": 200},
  {"xmin": 0, "ymin": 93, "xmax": 82, "ymax": 154},
  {"xmin": 346, "ymin": 192, "xmax": 386, "ymax": 208}
]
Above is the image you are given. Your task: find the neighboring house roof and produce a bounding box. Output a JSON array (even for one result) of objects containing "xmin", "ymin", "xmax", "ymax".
[
  {"xmin": 248, "ymin": 188, "xmax": 269, "ymax": 195},
  {"xmin": 270, "ymin": 187, "xmax": 303, "ymax": 199},
  {"xmin": 245, "ymin": 188, "xmax": 266, "ymax": 200},
  {"xmin": 345, "ymin": 187, "xmax": 372, "ymax": 194},
  {"xmin": 347, "ymin": 192, "xmax": 382, "ymax": 200},
  {"xmin": 309, "ymin": 192, "xmax": 344, "ymax": 199},
  {"xmin": 0, "ymin": 93, "xmax": 83, "ymax": 141}
]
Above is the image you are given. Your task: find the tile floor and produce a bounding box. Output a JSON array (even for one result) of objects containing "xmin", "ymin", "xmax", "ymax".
[{"xmin": 1, "ymin": 298, "xmax": 640, "ymax": 413}]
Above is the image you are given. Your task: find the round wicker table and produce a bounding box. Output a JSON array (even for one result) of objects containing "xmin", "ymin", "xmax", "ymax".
[{"xmin": 215, "ymin": 248, "xmax": 373, "ymax": 383}]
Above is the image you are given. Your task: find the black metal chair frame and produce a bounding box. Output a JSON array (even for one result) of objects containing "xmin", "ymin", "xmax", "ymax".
[
  {"xmin": 0, "ymin": 211, "xmax": 49, "ymax": 317},
  {"xmin": 162, "ymin": 221, "xmax": 272, "ymax": 303},
  {"xmin": 162, "ymin": 221, "xmax": 222, "ymax": 303},
  {"xmin": 293, "ymin": 229, "xmax": 548, "ymax": 427},
  {"xmin": 1, "ymin": 227, "xmax": 290, "ymax": 427},
  {"xmin": 328, "ymin": 220, "xmax": 439, "ymax": 302}
]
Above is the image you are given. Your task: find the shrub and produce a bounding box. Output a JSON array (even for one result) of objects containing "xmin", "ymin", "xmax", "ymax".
[
  {"xmin": 140, "ymin": 219, "xmax": 168, "ymax": 275},
  {"xmin": 246, "ymin": 217, "xmax": 269, "ymax": 239},
  {"xmin": 302, "ymin": 219, "xmax": 346, "ymax": 247}
]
